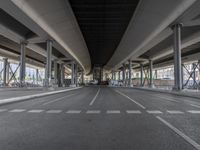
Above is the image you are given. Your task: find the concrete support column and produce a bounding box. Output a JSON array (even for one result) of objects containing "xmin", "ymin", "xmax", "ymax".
[
  {"xmin": 193, "ymin": 63, "xmax": 196, "ymax": 86},
  {"xmin": 45, "ymin": 40, "xmax": 53, "ymax": 87},
  {"xmin": 3, "ymin": 58, "xmax": 8, "ymax": 86},
  {"xmin": 128, "ymin": 60, "xmax": 132, "ymax": 87},
  {"xmin": 71, "ymin": 62, "xmax": 75, "ymax": 86},
  {"xmin": 60, "ymin": 63, "xmax": 64, "ymax": 87},
  {"xmin": 6, "ymin": 62, "xmax": 10, "ymax": 84},
  {"xmin": 172, "ymin": 24, "xmax": 182, "ymax": 90},
  {"xmin": 140, "ymin": 64, "xmax": 143, "ymax": 87},
  {"xmin": 111, "ymin": 71, "xmax": 114, "ymax": 80},
  {"xmin": 54, "ymin": 60, "xmax": 58, "ymax": 84},
  {"xmin": 19, "ymin": 42, "xmax": 26, "ymax": 86},
  {"xmin": 114, "ymin": 72, "xmax": 116, "ymax": 80},
  {"xmin": 75, "ymin": 63, "xmax": 78, "ymax": 86},
  {"xmin": 149, "ymin": 59, "xmax": 154, "ymax": 88},
  {"xmin": 122, "ymin": 64, "xmax": 126, "ymax": 86},
  {"xmin": 118, "ymin": 71, "xmax": 120, "ymax": 80},
  {"xmin": 36, "ymin": 69, "xmax": 39, "ymax": 84},
  {"xmin": 81, "ymin": 70, "xmax": 84, "ymax": 84}
]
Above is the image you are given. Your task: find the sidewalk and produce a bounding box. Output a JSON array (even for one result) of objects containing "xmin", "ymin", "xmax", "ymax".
[{"xmin": 0, "ymin": 86, "xmax": 82, "ymax": 105}]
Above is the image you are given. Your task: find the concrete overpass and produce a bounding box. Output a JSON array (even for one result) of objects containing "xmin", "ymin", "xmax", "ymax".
[{"xmin": 0, "ymin": 0, "xmax": 200, "ymax": 149}]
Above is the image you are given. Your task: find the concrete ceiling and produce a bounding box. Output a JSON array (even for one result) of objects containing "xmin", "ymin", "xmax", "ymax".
[{"xmin": 69, "ymin": 0, "xmax": 139, "ymax": 67}]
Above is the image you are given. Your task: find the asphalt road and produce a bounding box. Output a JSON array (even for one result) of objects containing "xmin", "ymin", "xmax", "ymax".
[{"xmin": 0, "ymin": 86, "xmax": 200, "ymax": 150}]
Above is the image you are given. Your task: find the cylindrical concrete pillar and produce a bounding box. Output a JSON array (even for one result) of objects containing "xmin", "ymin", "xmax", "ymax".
[
  {"xmin": 172, "ymin": 24, "xmax": 182, "ymax": 90},
  {"xmin": 71, "ymin": 62, "xmax": 75, "ymax": 85},
  {"xmin": 128, "ymin": 60, "xmax": 132, "ymax": 87},
  {"xmin": 81, "ymin": 70, "xmax": 84, "ymax": 84},
  {"xmin": 54, "ymin": 60, "xmax": 58, "ymax": 84},
  {"xmin": 149, "ymin": 59, "xmax": 154, "ymax": 88},
  {"xmin": 140, "ymin": 64, "xmax": 143, "ymax": 87},
  {"xmin": 118, "ymin": 71, "xmax": 120, "ymax": 80},
  {"xmin": 45, "ymin": 40, "xmax": 53, "ymax": 87},
  {"xmin": 36, "ymin": 69, "xmax": 39, "ymax": 85},
  {"xmin": 74, "ymin": 63, "xmax": 78, "ymax": 86},
  {"xmin": 3, "ymin": 58, "xmax": 8, "ymax": 86},
  {"xmin": 122, "ymin": 64, "xmax": 126, "ymax": 85},
  {"xmin": 19, "ymin": 42, "xmax": 26, "ymax": 86},
  {"xmin": 60, "ymin": 63, "xmax": 64, "ymax": 87}
]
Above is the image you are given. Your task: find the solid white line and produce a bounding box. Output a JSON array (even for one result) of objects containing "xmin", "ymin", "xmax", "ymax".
[
  {"xmin": 89, "ymin": 88, "xmax": 100, "ymax": 106},
  {"xmin": 147, "ymin": 110, "xmax": 163, "ymax": 114},
  {"xmin": 126, "ymin": 110, "xmax": 142, "ymax": 114},
  {"xmin": 86, "ymin": 110, "xmax": 101, "ymax": 114},
  {"xmin": 167, "ymin": 110, "xmax": 184, "ymax": 114},
  {"xmin": 46, "ymin": 110, "xmax": 62, "ymax": 113},
  {"xmin": 42, "ymin": 93, "xmax": 76, "ymax": 105},
  {"xmin": 190, "ymin": 104, "xmax": 200, "ymax": 109},
  {"xmin": 28, "ymin": 110, "xmax": 44, "ymax": 113},
  {"xmin": 9, "ymin": 109, "xmax": 26, "ymax": 112},
  {"xmin": 107, "ymin": 110, "xmax": 120, "ymax": 114},
  {"xmin": 115, "ymin": 90, "xmax": 146, "ymax": 109},
  {"xmin": 156, "ymin": 116, "xmax": 200, "ymax": 150},
  {"xmin": 66, "ymin": 110, "xmax": 81, "ymax": 114},
  {"xmin": 0, "ymin": 109, "xmax": 8, "ymax": 112},
  {"xmin": 187, "ymin": 110, "xmax": 200, "ymax": 114}
]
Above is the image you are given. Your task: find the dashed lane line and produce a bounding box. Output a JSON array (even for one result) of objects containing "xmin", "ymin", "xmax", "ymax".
[
  {"xmin": 156, "ymin": 116, "xmax": 200, "ymax": 150},
  {"xmin": 1, "ymin": 109, "xmax": 200, "ymax": 114},
  {"xmin": 126, "ymin": 110, "xmax": 142, "ymax": 114},
  {"xmin": 167, "ymin": 110, "xmax": 184, "ymax": 114},
  {"xmin": 115, "ymin": 90, "xmax": 146, "ymax": 109},
  {"xmin": 42, "ymin": 93, "xmax": 77, "ymax": 105},
  {"xmin": 28, "ymin": 110, "xmax": 44, "ymax": 113},
  {"xmin": 107, "ymin": 110, "xmax": 121, "ymax": 114},
  {"xmin": 146, "ymin": 110, "xmax": 163, "ymax": 114},
  {"xmin": 66, "ymin": 110, "xmax": 81, "ymax": 114},
  {"xmin": 89, "ymin": 88, "xmax": 100, "ymax": 106},
  {"xmin": 46, "ymin": 110, "xmax": 62, "ymax": 113},
  {"xmin": 187, "ymin": 110, "xmax": 200, "ymax": 114},
  {"xmin": 9, "ymin": 109, "xmax": 26, "ymax": 112},
  {"xmin": 86, "ymin": 110, "xmax": 101, "ymax": 114}
]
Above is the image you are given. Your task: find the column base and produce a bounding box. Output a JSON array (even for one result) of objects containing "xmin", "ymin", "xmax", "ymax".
[{"xmin": 70, "ymin": 84, "xmax": 76, "ymax": 88}]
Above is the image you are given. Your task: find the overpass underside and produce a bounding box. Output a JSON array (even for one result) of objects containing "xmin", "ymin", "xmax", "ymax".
[{"xmin": 0, "ymin": 0, "xmax": 200, "ymax": 149}]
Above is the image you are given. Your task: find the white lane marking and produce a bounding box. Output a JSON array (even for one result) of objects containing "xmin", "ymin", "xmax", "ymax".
[
  {"xmin": 9, "ymin": 109, "xmax": 26, "ymax": 112},
  {"xmin": 188, "ymin": 110, "xmax": 200, "ymax": 114},
  {"xmin": 167, "ymin": 110, "xmax": 184, "ymax": 114},
  {"xmin": 107, "ymin": 110, "xmax": 120, "ymax": 114},
  {"xmin": 42, "ymin": 93, "xmax": 76, "ymax": 105},
  {"xmin": 147, "ymin": 110, "xmax": 163, "ymax": 114},
  {"xmin": 190, "ymin": 104, "xmax": 200, "ymax": 109},
  {"xmin": 28, "ymin": 110, "xmax": 44, "ymax": 113},
  {"xmin": 89, "ymin": 88, "xmax": 100, "ymax": 106},
  {"xmin": 66, "ymin": 110, "xmax": 81, "ymax": 114},
  {"xmin": 0, "ymin": 109, "xmax": 8, "ymax": 112},
  {"xmin": 156, "ymin": 116, "xmax": 200, "ymax": 150},
  {"xmin": 154, "ymin": 95, "xmax": 179, "ymax": 102},
  {"xmin": 115, "ymin": 90, "xmax": 146, "ymax": 109},
  {"xmin": 46, "ymin": 110, "xmax": 62, "ymax": 113},
  {"xmin": 126, "ymin": 110, "xmax": 142, "ymax": 114},
  {"xmin": 86, "ymin": 110, "xmax": 101, "ymax": 114}
]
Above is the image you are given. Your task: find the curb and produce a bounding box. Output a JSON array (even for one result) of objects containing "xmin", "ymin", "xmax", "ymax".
[
  {"xmin": 131, "ymin": 87, "xmax": 200, "ymax": 100},
  {"xmin": 0, "ymin": 87, "xmax": 82, "ymax": 105},
  {"xmin": 112, "ymin": 86, "xmax": 200, "ymax": 100}
]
